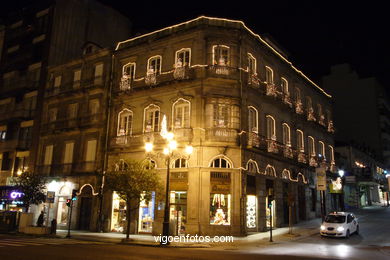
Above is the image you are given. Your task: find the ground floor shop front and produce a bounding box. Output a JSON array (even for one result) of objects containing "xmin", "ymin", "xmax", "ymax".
[{"xmin": 103, "ymin": 167, "xmax": 320, "ymax": 236}]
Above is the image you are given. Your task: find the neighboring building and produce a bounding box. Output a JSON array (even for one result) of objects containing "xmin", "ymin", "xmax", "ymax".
[
  {"xmin": 106, "ymin": 17, "xmax": 335, "ymax": 236},
  {"xmin": 335, "ymin": 144, "xmax": 387, "ymax": 209},
  {"xmin": 322, "ymin": 64, "xmax": 390, "ymax": 208},
  {"xmin": 0, "ymin": 0, "xmax": 131, "ymax": 211},
  {"xmin": 0, "ymin": 25, "xmax": 4, "ymax": 62},
  {"xmin": 322, "ymin": 64, "xmax": 390, "ymax": 168},
  {"xmin": 36, "ymin": 47, "xmax": 111, "ymax": 230}
]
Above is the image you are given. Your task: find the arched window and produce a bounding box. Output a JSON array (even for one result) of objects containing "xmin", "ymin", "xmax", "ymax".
[
  {"xmin": 144, "ymin": 104, "xmax": 160, "ymax": 133},
  {"xmin": 117, "ymin": 109, "xmax": 133, "ymax": 136},
  {"xmin": 173, "ymin": 158, "xmax": 188, "ymax": 168},
  {"xmin": 265, "ymin": 165, "xmax": 276, "ymax": 177},
  {"xmin": 308, "ymin": 136, "xmax": 316, "ymax": 156},
  {"xmin": 282, "ymin": 169, "xmax": 290, "ymax": 180},
  {"xmin": 246, "ymin": 160, "xmax": 258, "ymax": 174},
  {"xmin": 147, "ymin": 56, "xmax": 162, "ymax": 75},
  {"xmin": 248, "ymin": 106, "xmax": 258, "ymax": 133},
  {"xmin": 319, "ymin": 141, "xmax": 326, "ymax": 159},
  {"xmin": 172, "ymin": 98, "xmax": 190, "ymax": 128},
  {"xmin": 281, "ymin": 77, "xmax": 288, "ymax": 95},
  {"xmin": 306, "ymin": 96, "xmax": 313, "ymax": 110},
  {"xmin": 248, "ymin": 53, "xmax": 256, "ymax": 75},
  {"xmin": 282, "ymin": 123, "xmax": 291, "ymax": 146},
  {"xmin": 122, "ymin": 62, "xmax": 136, "ymax": 79},
  {"xmin": 213, "ymin": 45, "xmax": 230, "ymax": 65},
  {"xmin": 296, "ymin": 129, "xmax": 304, "ymax": 152},
  {"xmin": 265, "ymin": 66, "xmax": 274, "ymax": 84},
  {"xmin": 266, "ymin": 115, "xmax": 276, "ymax": 140},
  {"xmin": 317, "ymin": 104, "xmax": 323, "ymax": 118},
  {"xmin": 210, "ymin": 156, "xmax": 232, "ymax": 168},
  {"xmin": 175, "ymin": 48, "xmax": 191, "ymax": 67}
]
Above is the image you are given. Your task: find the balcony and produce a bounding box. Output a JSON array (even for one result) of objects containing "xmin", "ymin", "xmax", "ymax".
[
  {"xmin": 111, "ymin": 132, "xmax": 166, "ymax": 148},
  {"xmin": 327, "ymin": 120, "xmax": 335, "ymax": 133},
  {"xmin": 145, "ymin": 73, "xmax": 157, "ymax": 86},
  {"xmin": 297, "ymin": 151, "xmax": 307, "ymax": 164},
  {"xmin": 295, "ymin": 101, "xmax": 304, "ymax": 114},
  {"xmin": 248, "ymin": 73, "xmax": 261, "ymax": 88},
  {"xmin": 266, "ymin": 138, "xmax": 279, "ymax": 153},
  {"xmin": 0, "ymin": 139, "xmax": 19, "ymax": 151},
  {"xmin": 247, "ymin": 132, "xmax": 261, "ymax": 148},
  {"xmin": 207, "ymin": 65, "xmax": 238, "ymax": 79},
  {"xmin": 119, "ymin": 75, "xmax": 132, "ymax": 91},
  {"xmin": 318, "ymin": 114, "xmax": 326, "ymax": 126},
  {"xmin": 266, "ymin": 83, "xmax": 279, "ymax": 97},
  {"xmin": 172, "ymin": 128, "xmax": 193, "ymax": 142},
  {"xmin": 74, "ymin": 161, "xmax": 97, "ymax": 173},
  {"xmin": 79, "ymin": 113, "xmax": 103, "ymax": 127},
  {"xmin": 309, "ymin": 156, "xmax": 318, "ymax": 167},
  {"xmin": 206, "ymin": 128, "xmax": 238, "ymax": 143},
  {"xmin": 307, "ymin": 108, "xmax": 316, "ymax": 122},
  {"xmin": 282, "ymin": 93, "xmax": 293, "ymax": 108},
  {"xmin": 173, "ymin": 66, "xmax": 191, "ymax": 80},
  {"xmin": 283, "ymin": 145, "xmax": 294, "ymax": 159}
]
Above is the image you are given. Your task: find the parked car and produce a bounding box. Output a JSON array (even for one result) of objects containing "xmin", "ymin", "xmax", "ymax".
[{"xmin": 320, "ymin": 212, "xmax": 359, "ymax": 238}]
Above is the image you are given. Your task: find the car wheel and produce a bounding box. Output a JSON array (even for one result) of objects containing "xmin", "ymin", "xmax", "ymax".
[
  {"xmin": 355, "ymin": 225, "xmax": 359, "ymax": 235},
  {"xmin": 345, "ymin": 230, "xmax": 350, "ymax": 238}
]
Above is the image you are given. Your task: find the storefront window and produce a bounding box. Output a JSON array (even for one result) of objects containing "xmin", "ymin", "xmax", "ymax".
[
  {"xmin": 138, "ymin": 192, "xmax": 155, "ymax": 233},
  {"xmin": 246, "ymin": 195, "xmax": 257, "ymax": 228},
  {"xmin": 210, "ymin": 194, "xmax": 231, "ymax": 225},
  {"xmin": 169, "ymin": 191, "xmax": 187, "ymax": 235},
  {"xmin": 111, "ymin": 192, "xmax": 126, "ymax": 232}
]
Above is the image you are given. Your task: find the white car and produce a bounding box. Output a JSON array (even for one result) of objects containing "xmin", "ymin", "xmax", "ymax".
[{"xmin": 320, "ymin": 212, "xmax": 359, "ymax": 238}]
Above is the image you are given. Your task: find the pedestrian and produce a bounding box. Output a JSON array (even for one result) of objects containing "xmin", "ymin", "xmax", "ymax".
[
  {"xmin": 37, "ymin": 211, "xmax": 44, "ymax": 227},
  {"xmin": 50, "ymin": 218, "xmax": 57, "ymax": 234}
]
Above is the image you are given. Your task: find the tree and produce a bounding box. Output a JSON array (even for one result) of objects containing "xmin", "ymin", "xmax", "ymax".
[
  {"xmin": 12, "ymin": 172, "xmax": 46, "ymax": 213},
  {"xmin": 105, "ymin": 159, "xmax": 162, "ymax": 240}
]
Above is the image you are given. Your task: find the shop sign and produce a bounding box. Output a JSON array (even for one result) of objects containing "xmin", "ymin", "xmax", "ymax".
[
  {"xmin": 316, "ymin": 167, "xmax": 327, "ymax": 191},
  {"xmin": 0, "ymin": 186, "xmax": 24, "ymax": 201},
  {"xmin": 329, "ymin": 177, "xmax": 343, "ymax": 193},
  {"xmin": 46, "ymin": 191, "xmax": 55, "ymax": 203}
]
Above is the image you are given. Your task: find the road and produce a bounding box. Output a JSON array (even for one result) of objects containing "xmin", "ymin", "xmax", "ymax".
[{"xmin": 0, "ymin": 206, "xmax": 389, "ymax": 260}]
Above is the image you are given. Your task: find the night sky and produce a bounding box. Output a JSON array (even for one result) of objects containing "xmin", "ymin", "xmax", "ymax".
[{"xmin": 2, "ymin": 0, "xmax": 389, "ymax": 91}]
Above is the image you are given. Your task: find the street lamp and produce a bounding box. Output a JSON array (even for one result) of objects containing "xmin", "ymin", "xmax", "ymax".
[
  {"xmin": 144, "ymin": 115, "xmax": 193, "ymax": 245},
  {"xmin": 338, "ymin": 170, "xmax": 345, "ymax": 178}
]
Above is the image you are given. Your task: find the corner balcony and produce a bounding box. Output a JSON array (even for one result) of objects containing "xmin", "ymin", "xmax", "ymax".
[
  {"xmin": 283, "ymin": 145, "xmax": 294, "ymax": 159},
  {"xmin": 206, "ymin": 128, "xmax": 238, "ymax": 143},
  {"xmin": 297, "ymin": 151, "xmax": 307, "ymax": 163},
  {"xmin": 307, "ymin": 108, "xmax": 316, "ymax": 122},
  {"xmin": 318, "ymin": 115, "xmax": 326, "ymax": 126},
  {"xmin": 282, "ymin": 93, "xmax": 293, "ymax": 108},
  {"xmin": 266, "ymin": 138, "xmax": 279, "ymax": 153},
  {"xmin": 207, "ymin": 65, "xmax": 238, "ymax": 80},
  {"xmin": 119, "ymin": 75, "xmax": 132, "ymax": 91},
  {"xmin": 266, "ymin": 83, "xmax": 279, "ymax": 97},
  {"xmin": 309, "ymin": 156, "xmax": 318, "ymax": 167},
  {"xmin": 247, "ymin": 132, "xmax": 261, "ymax": 148},
  {"xmin": 327, "ymin": 120, "xmax": 335, "ymax": 133},
  {"xmin": 110, "ymin": 132, "xmax": 166, "ymax": 149},
  {"xmin": 173, "ymin": 66, "xmax": 191, "ymax": 80}
]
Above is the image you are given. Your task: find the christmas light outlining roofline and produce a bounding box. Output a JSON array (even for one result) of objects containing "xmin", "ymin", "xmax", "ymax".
[{"xmin": 116, "ymin": 16, "xmax": 331, "ymax": 98}]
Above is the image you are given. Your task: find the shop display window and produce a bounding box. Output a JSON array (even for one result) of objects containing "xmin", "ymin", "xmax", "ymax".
[{"xmin": 210, "ymin": 194, "xmax": 231, "ymax": 225}]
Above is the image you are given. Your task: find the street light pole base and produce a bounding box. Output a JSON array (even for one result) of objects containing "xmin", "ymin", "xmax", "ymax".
[{"xmin": 160, "ymin": 221, "xmax": 170, "ymax": 245}]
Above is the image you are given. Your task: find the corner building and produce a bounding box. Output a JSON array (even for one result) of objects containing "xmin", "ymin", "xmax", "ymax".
[{"xmin": 107, "ymin": 17, "xmax": 335, "ymax": 236}]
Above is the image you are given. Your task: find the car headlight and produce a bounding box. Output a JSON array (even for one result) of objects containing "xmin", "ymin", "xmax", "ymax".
[
  {"xmin": 320, "ymin": 225, "xmax": 326, "ymax": 231},
  {"xmin": 337, "ymin": 226, "xmax": 345, "ymax": 232}
]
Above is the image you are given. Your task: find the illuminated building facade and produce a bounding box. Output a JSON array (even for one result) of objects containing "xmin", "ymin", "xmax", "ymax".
[{"xmin": 106, "ymin": 17, "xmax": 335, "ymax": 236}]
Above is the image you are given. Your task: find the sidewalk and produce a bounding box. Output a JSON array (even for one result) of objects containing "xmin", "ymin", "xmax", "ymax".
[{"xmin": 56, "ymin": 217, "xmax": 322, "ymax": 248}]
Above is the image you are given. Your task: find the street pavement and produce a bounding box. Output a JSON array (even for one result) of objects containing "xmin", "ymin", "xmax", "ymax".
[{"xmin": 0, "ymin": 205, "xmax": 389, "ymax": 259}]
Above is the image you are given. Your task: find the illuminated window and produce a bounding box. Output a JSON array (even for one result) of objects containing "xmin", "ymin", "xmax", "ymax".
[
  {"xmin": 308, "ymin": 136, "xmax": 315, "ymax": 156},
  {"xmin": 73, "ymin": 69, "xmax": 81, "ymax": 88},
  {"xmin": 212, "ymin": 103, "xmax": 239, "ymax": 129},
  {"xmin": 213, "ymin": 45, "xmax": 230, "ymax": 65},
  {"xmin": 306, "ymin": 96, "xmax": 312, "ymax": 110},
  {"xmin": 54, "ymin": 75, "xmax": 61, "ymax": 88},
  {"xmin": 248, "ymin": 106, "xmax": 258, "ymax": 133},
  {"xmin": 247, "ymin": 160, "xmax": 258, "ymax": 174},
  {"xmin": 175, "ymin": 48, "xmax": 191, "ymax": 67},
  {"xmin": 123, "ymin": 62, "xmax": 136, "ymax": 79},
  {"xmin": 48, "ymin": 108, "xmax": 57, "ymax": 122},
  {"xmin": 173, "ymin": 99, "xmax": 190, "ymax": 128},
  {"xmin": 147, "ymin": 56, "xmax": 161, "ymax": 75},
  {"xmin": 296, "ymin": 130, "xmax": 304, "ymax": 152},
  {"xmin": 266, "ymin": 115, "xmax": 276, "ymax": 139},
  {"xmin": 210, "ymin": 157, "xmax": 232, "ymax": 168},
  {"xmin": 144, "ymin": 104, "xmax": 160, "ymax": 132},
  {"xmin": 89, "ymin": 99, "xmax": 100, "ymax": 115},
  {"xmin": 68, "ymin": 103, "xmax": 78, "ymax": 119},
  {"xmin": 265, "ymin": 66, "xmax": 274, "ymax": 84},
  {"xmin": 281, "ymin": 77, "xmax": 288, "ymax": 95},
  {"xmin": 317, "ymin": 104, "xmax": 323, "ymax": 117},
  {"xmin": 210, "ymin": 193, "xmax": 231, "ymax": 225},
  {"xmin": 248, "ymin": 53, "xmax": 256, "ymax": 75},
  {"xmin": 63, "ymin": 141, "xmax": 74, "ymax": 164},
  {"xmin": 282, "ymin": 123, "xmax": 291, "ymax": 145},
  {"xmin": 117, "ymin": 109, "xmax": 133, "ymax": 136}
]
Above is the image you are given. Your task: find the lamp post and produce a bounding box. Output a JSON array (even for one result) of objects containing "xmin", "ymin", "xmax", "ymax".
[{"xmin": 144, "ymin": 115, "xmax": 193, "ymax": 246}]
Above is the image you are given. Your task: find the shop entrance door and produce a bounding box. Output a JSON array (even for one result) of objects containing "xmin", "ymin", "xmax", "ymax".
[
  {"xmin": 169, "ymin": 191, "xmax": 187, "ymax": 235},
  {"xmin": 78, "ymin": 197, "xmax": 92, "ymax": 230}
]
